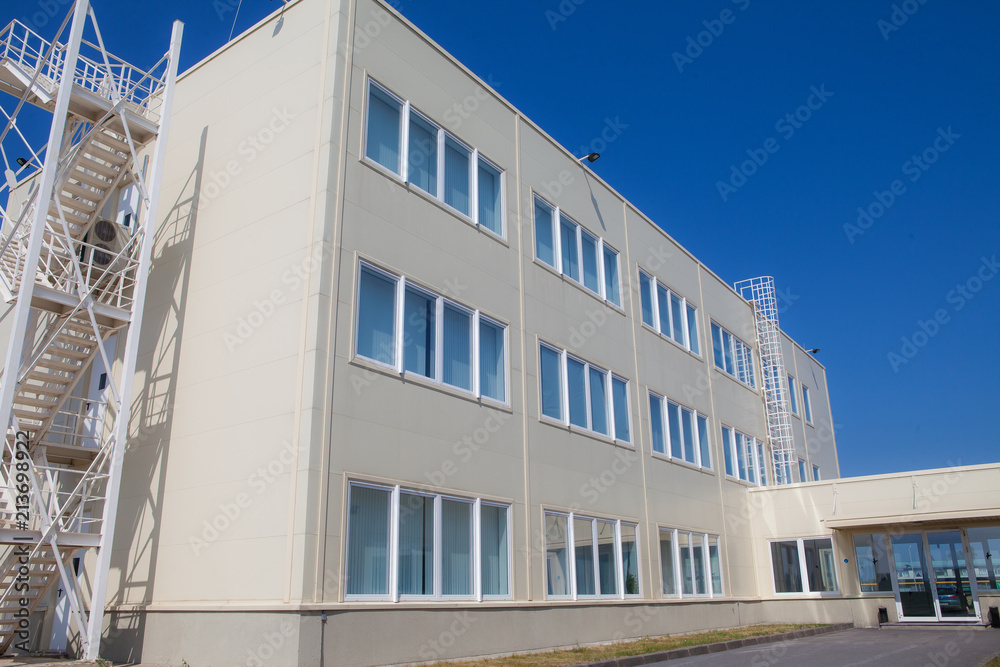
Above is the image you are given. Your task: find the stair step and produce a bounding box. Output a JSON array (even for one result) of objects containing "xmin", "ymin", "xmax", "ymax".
[
  {"xmin": 45, "ymin": 346, "xmax": 90, "ymax": 361},
  {"xmin": 55, "ymin": 331, "xmax": 98, "ymax": 346},
  {"xmin": 77, "ymin": 156, "xmax": 121, "ymax": 180},
  {"xmin": 12, "ymin": 408, "xmax": 46, "ymax": 422},
  {"xmin": 62, "ymin": 318, "xmax": 99, "ymax": 334},
  {"xmin": 34, "ymin": 358, "xmax": 83, "ymax": 373},
  {"xmin": 95, "ymin": 131, "xmax": 131, "ymax": 153},
  {"xmin": 67, "ymin": 167, "xmax": 113, "ymax": 190},
  {"xmin": 12, "ymin": 395, "xmax": 59, "ymax": 409},
  {"xmin": 18, "ymin": 386, "xmax": 68, "ymax": 400},
  {"xmin": 26, "ymin": 369, "xmax": 73, "ymax": 385},
  {"xmin": 85, "ymin": 142, "xmax": 128, "ymax": 165},
  {"xmin": 47, "ymin": 204, "xmax": 91, "ymax": 227},
  {"xmin": 55, "ymin": 195, "xmax": 98, "ymax": 218},
  {"xmin": 60, "ymin": 181, "xmax": 103, "ymax": 204}
]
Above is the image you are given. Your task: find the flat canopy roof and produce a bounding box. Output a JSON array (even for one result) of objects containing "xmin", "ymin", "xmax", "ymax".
[{"xmin": 823, "ymin": 507, "xmax": 1000, "ymax": 530}]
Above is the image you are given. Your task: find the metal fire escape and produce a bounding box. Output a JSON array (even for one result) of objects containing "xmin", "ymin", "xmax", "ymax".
[
  {"xmin": 734, "ymin": 276, "xmax": 795, "ymax": 486},
  {"xmin": 0, "ymin": 1, "xmax": 180, "ymax": 658}
]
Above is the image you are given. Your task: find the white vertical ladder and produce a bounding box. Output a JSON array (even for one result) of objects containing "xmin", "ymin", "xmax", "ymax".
[{"xmin": 734, "ymin": 276, "xmax": 795, "ymax": 485}]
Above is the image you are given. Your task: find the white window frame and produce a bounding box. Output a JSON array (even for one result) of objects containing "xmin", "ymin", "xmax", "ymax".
[
  {"xmin": 721, "ymin": 424, "xmax": 766, "ymax": 487},
  {"xmin": 767, "ymin": 536, "xmax": 840, "ymax": 597},
  {"xmin": 538, "ymin": 342, "xmax": 631, "ymax": 443},
  {"xmin": 544, "ymin": 511, "xmax": 640, "ymax": 601},
  {"xmin": 476, "ymin": 154, "xmax": 506, "ymax": 237},
  {"xmin": 659, "ymin": 527, "xmax": 724, "ymax": 599},
  {"xmin": 362, "ymin": 77, "xmax": 506, "ymax": 238},
  {"xmin": 787, "ymin": 374, "xmax": 799, "ymax": 416},
  {"xmin": 710, "ymin": 320, "xmax": 757, "ymax": 389},
  {"xmin": 638, "ymin": 269, "xmax": 701, "ymax": 355},
  {"xmin": 802, "ymin": 384, "xmax": 813, "ymax": 424},
  {"xmin": 354, "ymin": 262, "xmax": 401, "ymax": 370},
  {"xmin": 363, "ymin": 78, "xmax": 406, "ymax": 177},
  {"xmin": 344, "ymin": 481, "xmax": 512, "ymax": 602},
  {"xmin": 533, "ymin": 194, "xmax": 621, "ymax": 306},
  {"xmin": 813, "ymin": 464, "xmax": 821, "ymax": 481},
  {"xmin": 798, "ymin": 458, "xmax": 808, "ymax": 483},
  {"xmin": 649, "ymin": 392, "xmax": 712, "ymax": 471},
  {"xmin": 354, "ymin": 261, "xmax": 508, "ymax": 404}
]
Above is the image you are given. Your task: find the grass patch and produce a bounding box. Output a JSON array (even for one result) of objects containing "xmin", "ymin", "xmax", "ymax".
[
  {"xmin": 429, "ymin": 623, "xmax": 822, "ymax": 667},
  {"xmin": 983, "ymin": 654, "xmax": 1000, "ymax": 667}
]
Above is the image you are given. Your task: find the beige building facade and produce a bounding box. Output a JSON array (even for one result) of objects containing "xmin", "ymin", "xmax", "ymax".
[{"xmin": 2, "ymin": 0, "xmax": 994, "ymax": 665}]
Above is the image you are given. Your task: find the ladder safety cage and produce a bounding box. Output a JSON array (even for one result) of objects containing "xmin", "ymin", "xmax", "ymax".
[
  {"xmin": 734, "ymin": 276, "xmax": 796, "ymax": 486},
  {"xmin": 0, "ymin": 0, "xmax": 181, "ymax": 659}
]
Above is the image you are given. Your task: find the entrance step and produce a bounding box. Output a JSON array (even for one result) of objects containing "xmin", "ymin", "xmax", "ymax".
[{"xmin": 879, "ymin": 621, "xmax": 990, "ymax": 630}]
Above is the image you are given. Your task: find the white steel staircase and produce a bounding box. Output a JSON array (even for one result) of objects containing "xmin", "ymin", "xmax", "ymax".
[
  {"xmin": 734, "ymin": 276, "xmax": 795, "ymax": 486},
  {"xmin": 0, "ymin": 1, "xmax": 180, "ymax": 658}
]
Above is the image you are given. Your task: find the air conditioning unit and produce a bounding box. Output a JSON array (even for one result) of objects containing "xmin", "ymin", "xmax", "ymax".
[{"xmin": 84, "ymin": 218, "xmax": 131, "ymax": 276}]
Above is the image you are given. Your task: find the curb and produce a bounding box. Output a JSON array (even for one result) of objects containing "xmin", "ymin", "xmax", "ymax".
[{"xmin": 569, "ymin": 623, "xmax": 854, "ymax": 667}]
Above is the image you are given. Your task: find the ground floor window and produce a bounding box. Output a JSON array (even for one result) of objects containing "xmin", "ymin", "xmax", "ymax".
[
  {"xmin": 545, "ymin": 511, "xmax": 640, "ymax": 599},
  {"xmin": 769, "ymin": 537, "xmax": 838, "ymax": 594},
  {"xmin": 659, "ymin": 528, "xmax": 723, "ymax": 597},
  {"xmin": 345, "ymin": 482, "xmax": 510, "ymax": 600},
  {"xmin": 853, "ymin": 533, "xmax": 893, "ymax": 592},
  {"xmin": 969, "ymin": 526, "xmax": 1000, "ymax": 592}
]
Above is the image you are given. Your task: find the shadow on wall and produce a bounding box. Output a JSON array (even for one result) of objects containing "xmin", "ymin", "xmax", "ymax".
[{"xmin": 96, "ymin": 127, "xmax": 208, "ymax": 663}]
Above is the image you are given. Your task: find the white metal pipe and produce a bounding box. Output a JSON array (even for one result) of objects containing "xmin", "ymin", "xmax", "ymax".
[{"xmin": 83, "ymin": 19, "xmax": 183, "ymax": 661}]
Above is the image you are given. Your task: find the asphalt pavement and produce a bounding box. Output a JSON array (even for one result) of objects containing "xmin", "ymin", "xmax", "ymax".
[{"xmin": 652, "ymin": 627, "xmax": 1000, "ymax": 667}]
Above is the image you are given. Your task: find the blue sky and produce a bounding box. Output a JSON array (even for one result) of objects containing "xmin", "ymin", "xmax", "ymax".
[{"xmin": 2, "ymin": 0, "xmax": 997, "ymax": 477}]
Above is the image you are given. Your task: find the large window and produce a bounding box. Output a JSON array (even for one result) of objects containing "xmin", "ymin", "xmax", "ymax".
[
  {"xmin": 769, "ymin": 537, "xmax": 838, "ymax": 595},
  {"xmin": 346, "ymin": 482, "xmax": 510, "ymax": 600},
  {"xmin": 533, "ymin": 195, "xmax": 621, "ymax": 307},
  {"xmin": 638, "ymin": 270, "xmax": 700, "ymax": 355},
  {"xmin": 539, "ymin": 342, "xmax": 630, "ymax": 443},
  {"xmin": 802, "ymin": 384, "xmax": 813, "ymax": 423},
  {"xmin": 545, "ymin": 511, "xmax": 640, "ymax": 599},
  {"xmin": 853, "ymin": 533, "xmax": 893, "ymax": 592},
  {"xmin": 364, "ymin": 79, "xmax": 505, "ymax": 236},
  {"xmin": 355, "ymin": 262, "xmax": 507, "ymax": 403},
  {"xmin": 710, "ymin": 322, "xmax": 756, "ymax": 388},
  {"xmin": 648, "ymin": 392, "xmax": 711, "ymax": 471},
  {"xmin": 968, "ymin": 526, "xmax": 1000, "ymax": 592},
  {"xmin": 659, "ymin": 528, "xmax": 723, "ymax": 598},
  {"xmin": 798, "ymin": 458, "xmax": 808, "ymax": 483},
  {"xmin": 787, "ymin": 374, "xmax": 799, "ymax": 416},
  {"xmin": 720, "ymin": 425, "xmax": 768, "ymax": 486}
]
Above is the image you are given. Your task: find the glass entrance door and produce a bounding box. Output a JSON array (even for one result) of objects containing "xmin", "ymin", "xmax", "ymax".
[
  {"xmin": 927, "ymin": 531, "xmax": 977, "ymax": 619},
  {"xmin": 889, "ymin": 530, "xmax": 982, "ymax": 622},
  {"xmin": 891, "ymin": 533, "xmax": 935, "ymax": 619}
]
